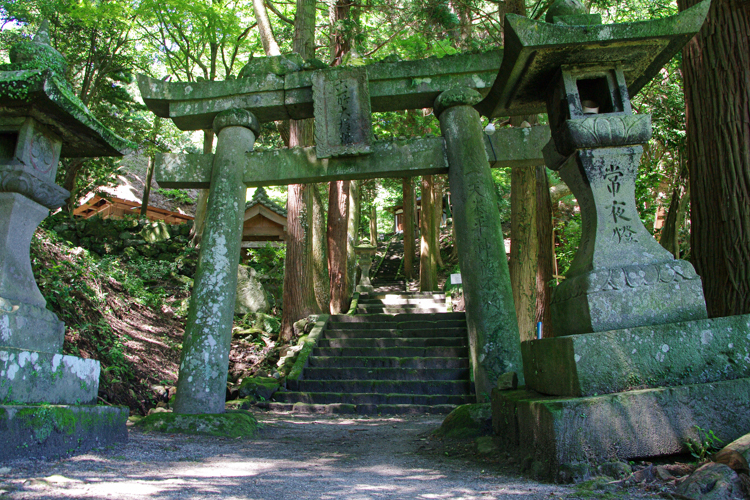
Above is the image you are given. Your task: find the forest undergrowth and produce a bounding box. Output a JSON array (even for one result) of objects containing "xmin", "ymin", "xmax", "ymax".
[{"xmin": 30, "ymin": 214, "xmax": 287, "ymax": 415}]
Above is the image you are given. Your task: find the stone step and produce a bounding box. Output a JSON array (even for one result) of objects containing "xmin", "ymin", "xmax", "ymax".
[
  {"xmin": 362, "ymin": 293, "xmax": 447, "ymax": 300},
  {"xmin": 307, "ymin": 356, "xmax": 469, "ymax": 369},
  {"xmin": 316, "ymin": 336, "xmax": 467, "ymax": 349},
  {"xmin": 289, "ymin": 379, "xmax": 472, "ymax": 395},
  {"xmin": 313, "ymin": 346, "xmax": 470, "ymax": 358},
  {"xmin": 301, "ymin": 367, "xmax": 471, "ymax": 381},
  {"xmin": 272, "ymin": 391, "xmax": 473, "ymax": 406},
  {"xmin": 356, "ymin": 306, "xmax": 448, "ymax": 314},
  {"xmin": 261, "ymin": 402, "xmax": 460, "ymax": 415},
  {"xmin": 324, "ymin": 327, "xmax": 467, "ymax": 339},
  {"xmin": 329, "ymin": 312, "xmax": 465, "ymax": 324},
  {"xmin": 357, "ymin": 298, "xmax": 447, "ymax": 306},
  {"xmin": 325, "ymin": 321, "xmax": 468, "ymax": 330}
]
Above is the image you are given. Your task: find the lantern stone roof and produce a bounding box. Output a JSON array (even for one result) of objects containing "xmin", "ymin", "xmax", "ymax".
[
  {"xmin": 477, "ymin": 0, "xmax": 711, "ymax": 118},
  {"xmin": 0, "ymin": 22, "xmax": 133, "ymax": 157}
]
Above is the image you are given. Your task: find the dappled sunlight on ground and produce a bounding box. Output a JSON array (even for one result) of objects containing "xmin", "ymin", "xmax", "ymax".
[{"xmin": 0, "ymin": 413, "xmax": 640, "ymax": 499}]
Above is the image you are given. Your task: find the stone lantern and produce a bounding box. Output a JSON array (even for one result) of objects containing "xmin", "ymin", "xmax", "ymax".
[
  {"xmin": 477, "ymin": 0, "xmax": 750, "ymax": 478},
  {"xmin": 0, "ymin": 22, "xmax": 132, "ymax": 459},
  {"xmin": 353, "ymin": 245, "xmax": 378, "ymax": 293}
]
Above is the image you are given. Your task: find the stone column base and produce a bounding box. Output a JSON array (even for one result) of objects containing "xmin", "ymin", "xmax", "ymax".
[
  {"xmin": 0, "ymin": 404, "xmax": 128, "ymax": 460},
  {"xmin": 491, "ymin": 377, "xmax": 750, "ymax": 482}
]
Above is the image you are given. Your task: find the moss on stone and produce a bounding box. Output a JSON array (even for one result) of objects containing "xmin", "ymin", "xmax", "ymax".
[
  {"xmin": 16, "ymin": 406, "xmax": 78, "ymax": 442},
  {"xmin": 135, "ymin": 410, "xmax": 259, "ymax": 438},
  {"xmin": 435, "ymin": 403, "xmax": 492, "ymax": 439},
  {"xmin": 238, "ymin": 377, "xmax": 280, "ymax": 400}
]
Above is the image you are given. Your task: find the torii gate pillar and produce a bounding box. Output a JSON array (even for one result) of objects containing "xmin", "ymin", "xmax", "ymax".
[
  {"xmin": 174, "ymin": 109, "xmax": 259, "ymax": 414},
  {"xmin": 436, "ymin": 88, "xmax": 523, "ymax": 398}
]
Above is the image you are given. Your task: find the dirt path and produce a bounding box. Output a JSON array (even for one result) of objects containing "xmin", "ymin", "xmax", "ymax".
[{"xmin": 0, "ymin": 412, "xmax": 655, "ymax": 499}]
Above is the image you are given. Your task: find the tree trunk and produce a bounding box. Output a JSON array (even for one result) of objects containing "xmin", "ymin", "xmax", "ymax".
[
  {"xmin": 140, "ymin": 156, "xmax": 155, "ymax": 218},
  {"xmin": 312, "ymin": 183, "xmax": 330, "ymax": 313},
  {"xmin": 327, "ymin": 180, "xmax": 351, "ymax": 313},
  {"xmin": 510, "ymin": 164, "xmax": 538, "ymax": 342},
  {"xmin": 420, "ymin": 175, "xmax": 437, "ymax": 291},
  {"xmin": 189, "ymin": 130, "xmax": 215, "ymax": 247},
  {"xmin": 330, "ymin": 0, "xmax": 352, "ymax": 65},
  {"xmin": 280, "ymin": 0, "xmax": 319, "ymax": 340},
  {"xmin": 369, "ymin": 203, "xmax": 377, "ymax": 244},
  {"xmin": 660, "ymin": 184, "xmax": 688, "ymax": 258},
  {"xmin": 679, "ymin": 0, "xmax": 750, "ymax": 317},
  {"xmin": 535, "ymin": 166, "xmax": 553, "ymax": 338},
  {"xmin": 403, "ymin": 177, "xmax": 416, "ymax": 280},
  {"xmin": 433, "ymin": 175, "xmax": 444, "ymax": 268},
  {"xmin": 346, "ymin": 180, "xmax": 360, "ymax": 298},
  {"xmin": 252, "ymin": 0, "xmax": 281, "ymax": 56},
  {"xmin": 140, "ymin": 117, "xmax": 162, "ymax": 218},
  {"xmin": 61, "ymin": 158, "xmax": 85, "ymax": 213},
  {"xmin": 281, "ymin": 183, "xmax": 318, "ymax": 340}
]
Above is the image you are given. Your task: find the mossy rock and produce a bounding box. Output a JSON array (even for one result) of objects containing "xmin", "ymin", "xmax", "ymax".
[
  {"xmin": 435, "ymin": 403, "xmax": 492, "ymax": 439},
  {"xmin": 238, "ymin": 377, "xmax": 280, "ymax": 401},
  {"xmin": 135, "ymin": 410, "xmax": 258, "ymax": 438}
]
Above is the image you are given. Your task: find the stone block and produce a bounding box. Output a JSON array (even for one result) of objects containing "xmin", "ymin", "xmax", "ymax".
[
  {"xmin": 0, "ymin": 404, "xmax": 128, "ymax": 460},
  {"xmin": 491, "ymin": 378, "xmax": 750, "ymax": 481},
  {"xmin": 312, "ymin": 66, "xmax": 373, "ymax": 158},
  {"xmin": 551, "ymin": 259, "xmax": 708, "ymax": 337},
  {"xmin": 0, "ymin": 348, "xmax": 100, "ymax": 405},
  {"xmin": 0, "ymin": 302, "xmax": 64, "ymax": 353},
  {"xmin": 523, "ymin": 314, "xmax": 750, "ymax": 397}
]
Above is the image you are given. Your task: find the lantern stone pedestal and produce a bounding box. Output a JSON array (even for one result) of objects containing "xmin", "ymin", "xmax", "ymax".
[{"xmin": 0, "ymin": 24, "xmax": 130, "ymax": 459}]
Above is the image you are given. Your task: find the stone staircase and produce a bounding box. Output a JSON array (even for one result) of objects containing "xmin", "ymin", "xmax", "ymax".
[
  {"xmin": 271, "ymin": 293, "xmax": 475, "ymax": 414},
  {"xmin": 370, "ymin": 239, "xmax": 406, "ymax": 292}
]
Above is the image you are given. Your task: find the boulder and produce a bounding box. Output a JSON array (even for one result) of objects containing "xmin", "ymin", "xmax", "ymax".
[
  {"xmin": 436, "ymin": 403, "xmax": 492, "ymax": 439},
  {"xmin": 676, "ymin": 462, "xmax": 744, "ymax": 500},
  {"xmin": 238, "ymin": 377, "xmax": 281, "ymax": 401},
  {"xmin": 235, "ymin": 265, "xmax": 270, "ymax": 315}
]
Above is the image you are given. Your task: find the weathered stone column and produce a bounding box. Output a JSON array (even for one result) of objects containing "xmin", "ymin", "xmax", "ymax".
[
  {"xmin": 435, "ymin": 88, "xmax": 523, "ymax": 398},
  {"xmin": 174, "ymin": 109, "xmax": 259, "ymax": 414}
]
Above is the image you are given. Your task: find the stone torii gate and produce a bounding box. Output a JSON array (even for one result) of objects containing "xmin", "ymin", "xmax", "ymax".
[
  {"xmin": 138, "ymin": 0, "xmax": 719, "ymax": 428},
  {"xmin": 139, "ymin": 52, "xmax": 551, "ymax": 414}
]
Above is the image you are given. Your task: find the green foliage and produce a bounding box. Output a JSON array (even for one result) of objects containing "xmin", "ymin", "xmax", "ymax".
[
  {"xmin": 555, "ymin": 212, "xmax": 581, "ymax": 276},
  {"xmin": 154, "ymin": 188, "xmax": 196, "ymax": 205},
  {"xmin": 686, "ymin": 426, "xmax": 724, "ymax": 463}
]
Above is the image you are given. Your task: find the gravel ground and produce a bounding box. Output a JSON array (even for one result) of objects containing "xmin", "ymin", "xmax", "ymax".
[{"xmin": 0, "ymin": 412, "xmax": 657, "ymax": 499}]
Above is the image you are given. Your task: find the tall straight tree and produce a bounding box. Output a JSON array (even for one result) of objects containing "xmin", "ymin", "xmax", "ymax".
[
  {"xmin": 402, "ymin": 177, "xmax": 416, "ymax": 280},
  {"xmin": 326, "ymin": 0, "xmax": 357, "ymax": 313},
  {"xmin": 420, "ymin": 175, "xmax": 438, "ymax": 291},
  {"xmin": 328, "ymin": 181, "xmax": 351, "ymax": 312},
  {"xmin": 678, "ymin": 0, "xmax": 750, "ymax": 317},
  {"xmin": 535, "ymin": 166, "xmax": 553, "ymax": 337},
  {"xmin": 280, "ymin": 0, "xmax": 321, "ymax": 339}
]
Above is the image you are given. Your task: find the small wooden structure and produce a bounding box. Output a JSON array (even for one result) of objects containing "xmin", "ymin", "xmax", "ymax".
[
  {"xmin": 73, "ymin": 194, "xmax": 193, "ymax": 224},
  {"xmin": 242, "ymin": 187, "xmax": 287, "ymax": 248},
  {"xmin": 388, "ymin": 199, "xmax": 421, "ymax": 233}
]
